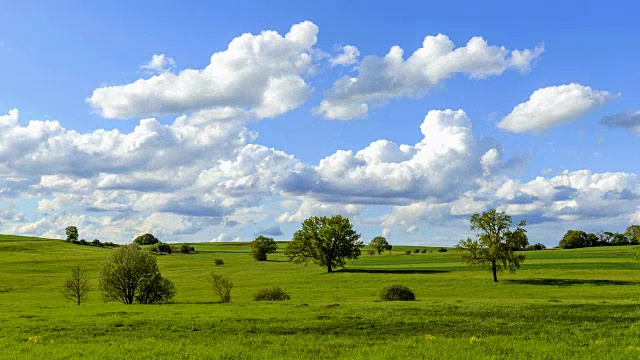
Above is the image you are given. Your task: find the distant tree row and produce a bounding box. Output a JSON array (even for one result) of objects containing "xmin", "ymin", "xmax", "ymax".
[
  {"xmin": 64, "ymin": 226, "xmax": 117, "ymax": 248},
  {"xmin": 559, "ymin": 226, "xmax": 640, "ymax": 249}
]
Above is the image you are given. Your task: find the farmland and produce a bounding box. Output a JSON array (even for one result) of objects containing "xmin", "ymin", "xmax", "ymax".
[{"xmin": 1, "ymin": 234, "xmax": 640, "ymax": 359}]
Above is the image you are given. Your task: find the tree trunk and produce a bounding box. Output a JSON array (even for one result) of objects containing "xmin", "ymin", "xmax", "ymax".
[
  {"xmin": 492, "ymin": 261, "xmax": 498, "ymax": 282},
  {"xmin": 327, "ymin": 264, "xmax": 332, "ymax": 273}
]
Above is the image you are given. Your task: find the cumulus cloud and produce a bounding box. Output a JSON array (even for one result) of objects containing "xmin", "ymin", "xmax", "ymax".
[
  {"xmin": 254, "ymin": 225, "xmax": 284, "ymax": 237},
  {"xmin": 210, "ymin": 233, "xmax": 241, "ymax": 242},
  {"xmin": 140, "ymin": 54, "xmax": 176, "ymax": 74},
  {"xmin": 600, "ymin": 110, "xmax": 640, "ymax": 134},
  {"xmin": 315, "ymin": 35, "xmax": 543, "ymax": 120},
  {"xmin": 329, "ymin": 45, "xmax": 360, "ymax": 66},
  {"xmin": 88, "ymin": 21, "xmax": 319, "ymax": 119},
  {"xmin": 497, "ymin": 83, "xmax": 616, "ymax": 133}
]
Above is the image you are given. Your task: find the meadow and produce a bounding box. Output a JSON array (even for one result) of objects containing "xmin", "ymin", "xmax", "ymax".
[{"xmin": 1, "ymin": 234, "xmax": 640, "ymax": 359}]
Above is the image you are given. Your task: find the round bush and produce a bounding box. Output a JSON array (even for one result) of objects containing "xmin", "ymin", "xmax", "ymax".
[
  {"xmin": 438, "ymin": 247, "xmax": 448, "ymax": 253},
  {"xmin": 413, "ymin": 248, "xmax": 420, "ymax": 253},
  {"xmin": 367, "ymin": 250, "xmax": 375, "ymax": 256},
  {"xmin": 420, "ymin": 249, "xmax": 427, "ymax": 253},
  {"xmin": 379, "ymin": 284, "xmax": 415, "ymax": 301},
  {"xmin": 254, "ymin": 286, "xmax": 290, "ymax": 301},
  {"xmin": 214, "ymin": 258, "xmax": 224, "ymax": 266},
  {"xmin": 404, "ymin": 250, "xmax": 411, "ymax": 255}
]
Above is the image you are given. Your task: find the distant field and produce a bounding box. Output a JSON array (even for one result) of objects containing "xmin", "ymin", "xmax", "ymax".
[{"xmin": 1, "ymin": 234, "xmax": 640, "ymax": 359}]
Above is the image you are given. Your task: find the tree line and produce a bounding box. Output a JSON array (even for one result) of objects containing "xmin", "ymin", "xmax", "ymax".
[{"xmin": 558, "ymin": 225, "xmax": 640, "ymax": 249}]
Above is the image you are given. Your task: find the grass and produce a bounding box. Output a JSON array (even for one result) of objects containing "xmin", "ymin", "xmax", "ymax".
[{"xmin": 1, "ymin": 234, "xmax": 640, "ymax": 359}]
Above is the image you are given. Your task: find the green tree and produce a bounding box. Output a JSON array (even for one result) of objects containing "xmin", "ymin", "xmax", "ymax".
[
  {"xmin": 65, "ymin": 226, "xmax": 79, "ymax": 242},
  {"xmin": 285, "ymin": 215, "xmax": 363, "ymax": 273},
  {"xmin": 99, "ymin": 244, "xmax": 174, "ymax": 304},
  {"xmin": 133, "ymin": 233, "xmax": 160, "ymax": 245},
  {"xmin": 558, "ymin": 230, "xmax": 588, "ymax": 249},
  {"xmin": 210, "ymin": 273, "xmax": 233, "ymax": 303},
  {"xmin": 62, "ymin": 267, "xmax": 90, "ymax": 306},
  {"xmin": 369, "ymin": 236, "xmax": 389, "ymax": 255},
  {"xmin": 250, "ymin": 236, "xmax": 278, "ymax": 261},
  {"xmin": 456, "ymin": 209, "xmax": 528, "ymax": 282},
  {"xmin": 624, "ymin": 225, "xmax": 640, "ymax": 245}
]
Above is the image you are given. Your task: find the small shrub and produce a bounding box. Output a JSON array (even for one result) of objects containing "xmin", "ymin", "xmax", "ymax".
[
  {"xmin": 379, "ymin": 284, "xmax": 415, "ymax": 301},
  {"xmin": 438, "ymin": 247, "xmax": 448, "ymax": 252},
  {"xmin": 135, "ymin": 273, "xmax": 176, "ymax": 304},
  {"xmin": 420, "ymin": 249, "xmax": 427, "ymax": 253},
  {"xmin": 404, "ymin": 250, "xmax": 411, "ymax": 255},
  {"xmin": 150, "ymin": 243, "xmax": 172, "ymax": 254},
  {"xmin": 210, "ymin": 273, "xmax": 233, "ymax": 303},
  {"xmin": 214, "ymin": 258, "xmax": 224, "ymax": 266},
  {"xmin": 367, "ymin": 250, "xmax": 375, "ymax": 256},
  {"xmin": 253, "ymin": 286, "xmax": 291, "ymax": 301},
  {"xmin": 180, "ymin": 243, "xmax": 195, "ymax": 254},
  {"xmin": 413, "ymin": 248, "xmax": 420, "ymax": 254}
]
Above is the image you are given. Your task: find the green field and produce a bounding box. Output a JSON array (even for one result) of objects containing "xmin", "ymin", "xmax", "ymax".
[{"xmin": 1, "ymin": 234, "xmax": 640, "ymax": 359}]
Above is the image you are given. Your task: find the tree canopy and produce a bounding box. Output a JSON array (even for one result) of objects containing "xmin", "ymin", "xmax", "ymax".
[
  {"xmin": 369, "ymin": 236, "xmax": 389, "ymax": 255},
  {"xmin": 133, "ymin": 233, "xmax": 160, "ymax": 246},
  {"xmin": 65, "ymin": 226, "xmax": 78, "ymax": 242},
  {"xmin": 285, "ymin": 215, "xmax": 363, "ymax": 272},
  {"xmin": 250, "ymin": 236, "xmax": 278, "ymax": 261},
  {"xmin": 456, "ymin": 209, "xmax": 528, "ymax": 282}
]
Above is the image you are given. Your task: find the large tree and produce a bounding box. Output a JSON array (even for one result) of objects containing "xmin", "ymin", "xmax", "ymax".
[
  {"xmin": 133, "ymin": 233, "xmax": 160, "ymax": 245},
  {"xmin": 369, "ymin": 236, "xmax": 389, "ymax": 255},
  {"xmin": 250, "ymin": 236, "xmax": 278, "ymax": 261},
  {"xmin": 65, "ymin": 226, "xmax": 79, "ymax": 242},
  {"xmin": 285, "ymin": 215, "xmax": 363, "ymax": 273},
  {"xmin": 456, "ymin": 209, "xmax": 528, "ymax": 282},
  {"xmin": 625, "ymin": 225, "xmax": 640, "ymax": 245},
  {"xmin": 558, "ymin": 230, "xmax": 588, "ymax": 249},
  {"xmin": 99, "ymin": 244, "xmax": 175, "ymax": 304}
]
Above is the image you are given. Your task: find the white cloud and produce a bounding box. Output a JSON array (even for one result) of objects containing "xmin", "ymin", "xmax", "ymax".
[
  {"xmin": 330, "ymin": 45, "xmax": 360, "ymax": 66},
  {"xmin": 140, "ymin": 54, "xmax": 176, "ymax": 74},
  {"xmin": 88, "ymin": 21, "xmax": 319, "ymax": 119},
  {"xmin": 497, "ymin": 83, "xmax": 616, "ymax": 133},
  {"xmin": 315, "ymin": 35, "xmax": 543, "ymax": 120},
  {"xmin": 210, "ymin": 233, "xmax": 241, "ymax": 242}
]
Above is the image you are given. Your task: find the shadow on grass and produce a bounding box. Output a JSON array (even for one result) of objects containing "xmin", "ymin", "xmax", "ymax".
[
  {"xmin": 504, "ymin": 278, "xmax": 640, "ymax": 286},
  {"xmin": 336, "ymin": 268, "xmax": 449, "ymax": 274}
]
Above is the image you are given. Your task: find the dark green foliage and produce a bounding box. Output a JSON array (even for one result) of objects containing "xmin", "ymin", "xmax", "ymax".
[
  {"xmin": 91, "ymin": 239, "xmax": 102, "ymax": 247},
  {"xmin": 385, "ymin": 244, "xmax": 393, "ymax": 251},
  {"xmin": 413, "ymin": 248, "xmax": 420, "ymax": 254},
  {"xmin": 214, "ymin": 258, "xmax": 224, "ymax": 266},
  {"xmin": 250, "ymin": 236, "xmax": 277, "ymax": 261},
  {"xmin": 210, "ymin": 273, "xmax": 233, "ymax": 303},
  {"xmin": 253, "ymin": 286, "xmax": 291, "ymax": 301},
  {"xmin": 65, "ymin": 226, "xmax": 78, "ymax": 242},
  {"xmin": 369, "ymin": 236, "xmax": 389, "ymax": 255},
  {"xmin": 135, "ymin": 273, "xmax": 176, "ymax": 304},
  {"xmin": 525, "ymin": 243, "xmax": 546, "ymax": 251},
  {"xmin": 150, "ymin": 243, "xmax": 172, "ymax": 254},
  {"xmin": 367, "ymin": 250, "xmax": 375, "ymax": 255},
  {"xmin": 99, "ymin": 244, "xmax": 170, "ymax": 304},
  {"xmin": 404, "ymin": 250, "xmax": 411, "ymax": 255},
  {"xmin": 438, "ymin": 247, "xmax": 447, "ymax": 253},
  {"xmin": 379, "ymin": 284, "xmax": 415, "ymax": 301},
  {"xmin": 180, "ymin": 243, "xmax": 195, "ymax": 254},
  {"xmin": 285, "ymin": 215, "xmax": 363, "ymax": 272},
  {"xmin": 457, "ymin": 209, "xmax": 527, "ymax": 282},
  {"xmin": 625, "ymin": 225, "xmax": 640, "ymax": 245},
  {"xmin": 133, "ymin": 233, "xmax": 160, "ymax": 246},
  {"xmin": 420, "ymin": 249, "xmax": 427, "ymax": 253},
  {"xmin": 559, "ymin": 230, "xmax": 588, "ymax": 249}
]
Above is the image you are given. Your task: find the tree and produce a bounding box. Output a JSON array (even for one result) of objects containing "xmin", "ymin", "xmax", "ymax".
[
  {"xmin": 65, "ymin": 226, "xmax": 79, "ymax": 242},
  {"xmin": 558, "ymin": 230, "xmax": 587, "ymax": 249},
  {"xmin": 285, "ymin": 215, "xmax": 363, "ymax": 273},
  {"xmin": 250, "ymin": 236, "xmax": 278, "ymax": 261},
  {"xmin": 133, "ymin": 233, "xmax": 160, "ymax": 245},
  {"xmin": 135, "ymin": 273, "xmax": 176, "ymax": 304},
  {"xmin": 625, "ymin": 225, "xmax": 640, "ymax": 245},
  {"xmin": 456, "ymin": 209, "xmax": 527, "ymax": 282},
  {"xmin": 210, "ymin": 273, "xmax": 233, "ymax": 303},
  {"xmin": 369, "ymin": 236, "xmax": 389, "ymax": 255},
  {"xmin": 62, "ymin": 267, "xmax": 90, "ymax": 306},
  {"xmin": 99, "ymin": 244, "xmax": 174, "ymax": 304}
]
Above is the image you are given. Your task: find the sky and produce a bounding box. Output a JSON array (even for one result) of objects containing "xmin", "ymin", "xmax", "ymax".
[{"xmin": 1, "ymin": 0, "xmax": 639, "ymax": 246}]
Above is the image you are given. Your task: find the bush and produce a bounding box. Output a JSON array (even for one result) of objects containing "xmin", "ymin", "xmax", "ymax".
[
  {"xmin": 420, "ymin": 249, "xmax": 427, "ymax": 253},
  {"xmin": 404, "ymin": 250, "xmax": 411, "ymax": 255},
  {"xmin": 135, "ymin": 273, "xmax": 176, "ymax": 304},
  {"xmin": 253, "ymin": 286, "xmax": 291, "ymax": 301},
  {"xmin": 251, "ymin": 236, "xmax": 277, "ymax": 261},
  {"xmin": 180, "ymin": 243, "xmax": 195, "ymax": 254},
  {"xmin": 214, "ymin": 258, "xmax": 224, "ymax": 266},
  {"xmin": 379, "ymin": 284, "xmax": 415, "ymax": 301},
  {"xmin": 210, "ymin": 273, "xmax": 233, "ymax": 303},
  {"xmin": 413, "ymin": 248, "xmax": 420, "ymax": 254},
  {"xmin": 150, "ymin": 243, "xmax": 172, "ymax": 254},
  {"xmin": 525, "ymin": 243, "xmax": 546, "ymax": 251},
  {"xmin": 367, "ymin": 250, "xmax": 375, "ymax": 255},
  {"xmin": 438, "ymin": 247, "xmax": 448, "ymax": 252}
]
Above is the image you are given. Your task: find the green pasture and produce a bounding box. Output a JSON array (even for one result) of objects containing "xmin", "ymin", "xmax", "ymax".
[{"xmin": 1, "ymin": 234, "xmax": 640, "ymax": 359}]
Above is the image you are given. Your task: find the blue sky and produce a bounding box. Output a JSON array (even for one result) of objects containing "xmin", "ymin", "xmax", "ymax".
[{"xmin": 1, "ymin": 0, "xmax": 639, "ymax": 245}]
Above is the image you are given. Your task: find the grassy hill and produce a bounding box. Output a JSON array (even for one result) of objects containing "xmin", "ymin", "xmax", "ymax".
[{"xmin": 1, "ymin": 234, "xmax": 640, "ymax": 359}]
